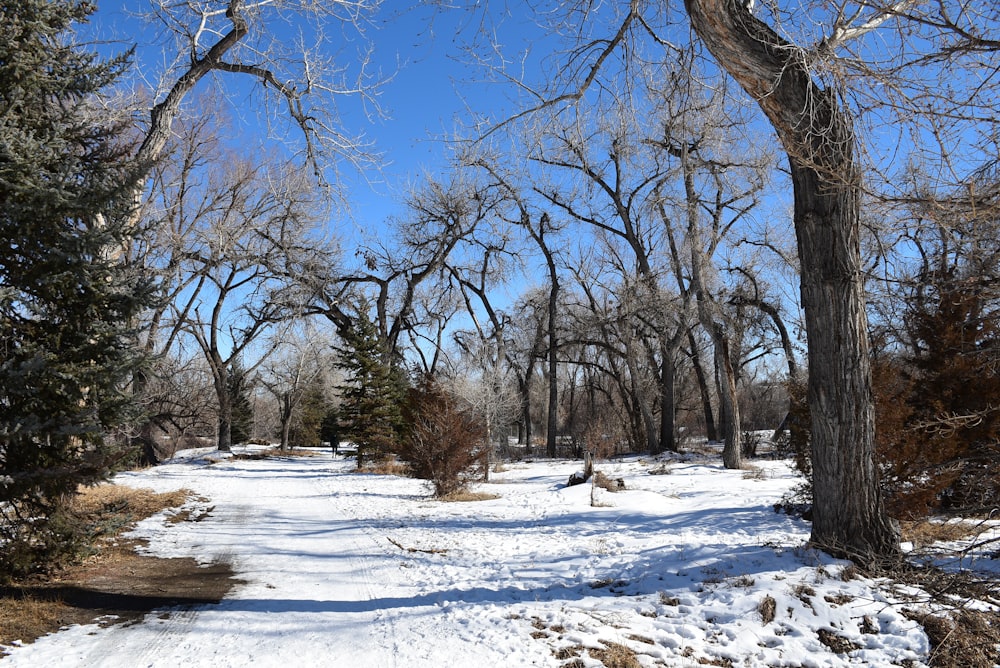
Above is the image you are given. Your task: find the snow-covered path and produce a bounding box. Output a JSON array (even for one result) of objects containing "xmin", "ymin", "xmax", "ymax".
[{"xmin": 2, "ymin": 449, "xmax": 937, "ymax": 667}]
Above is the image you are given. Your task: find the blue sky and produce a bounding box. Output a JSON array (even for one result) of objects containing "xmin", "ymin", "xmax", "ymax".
[{"xmin": 87, "ymin": 2, "xmax": 532, "ymax": 247}]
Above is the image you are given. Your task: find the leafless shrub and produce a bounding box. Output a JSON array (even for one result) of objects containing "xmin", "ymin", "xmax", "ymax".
[{"xmin": 399, "ymin": 375, "xmax": 488, "ymax": 498}]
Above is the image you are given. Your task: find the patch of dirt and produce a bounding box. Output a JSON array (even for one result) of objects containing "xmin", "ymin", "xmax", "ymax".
[
  {"xmin": 1, "ymin": 485, "xmax": 240, "ymax": 651},
  {"xmin": 1, "ymin": 542, "xmax": 237, "ymax": 649}
]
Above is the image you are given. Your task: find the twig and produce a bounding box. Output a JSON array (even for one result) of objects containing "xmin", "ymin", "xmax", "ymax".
[{"xmin": 386, "ymin": 537, "xmax": 447, "ymax": 555}]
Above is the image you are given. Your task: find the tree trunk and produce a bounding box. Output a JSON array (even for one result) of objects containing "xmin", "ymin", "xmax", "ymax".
[
  {"xmin": 683, "ymin": 0, "xmax": 898, "ymax": 562},
  {"xmin": 688, "ymin": 329, "xmax": 718, "ymax": 442},
  {"xmin": 712, "ymin": 329, "xmax": 742, "ymax": 469},
  {"xmin": 659, "ymin": 344, "xmax": 677, "ymax": 452},
  {"xmin": 545, "ymin": 263, "xmax": 559, "ymax": 459},
  {"xmin": 217, "ymin": 393, "xmax": 233, "ymax": 453},
  {"xmin": 625, "ymin": 346, "xmax": 659, "ymax": 453},
  {"xmin": 279, "ymin": 393, "xmax": 293, "ymax": 451}
]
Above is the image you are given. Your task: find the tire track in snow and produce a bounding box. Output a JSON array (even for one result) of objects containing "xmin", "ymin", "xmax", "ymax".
[
  {"xmin": 308, "ymin": 461, "xmax": 403, "ymax": 668},
  {"xmin": 126, "ymin": 502, "xmax": 251, "ymax": 667}
]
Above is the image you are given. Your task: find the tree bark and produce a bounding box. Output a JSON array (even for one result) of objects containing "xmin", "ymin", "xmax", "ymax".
[
  {"xmin": 658, "ymin": 345, "xmax": 677, "ymax": 452},
  {"xmin": 545, "ymin": 249, "xmax": 560, "ymax": 459},
  {"xmin": 688, "ymin": 328, "xmax": 718, "ymax": 442},
  {"xmin": 216, "ymin": 385, "xmax": 233, "ymax": 453},
  {"xmin": 683, "ymin": 0, "xmax": 899, "ymax": 561}
]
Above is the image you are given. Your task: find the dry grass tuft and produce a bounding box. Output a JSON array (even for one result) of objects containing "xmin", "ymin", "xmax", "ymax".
[
  {"xmin": 439, "ymin": 490, "xmax": 499, "ymax": 502},
  {"xmin": 817, "ymin": 628, "xmax": 861, "ymax": 654},
  {"xmin": 759, "ymin": 594, "xmax": 776, "ymax": 624},
  {"xmin": 900, "ymin": 519, "xmax": 982, "ymax": 548},
  {"xmin": 364, "ymin": 458, "xmax": 411, "ymax": 476},
  {"xmin": 593, "ymin": 471, "xmax": 625, "ymax": 492},
  {"xmin": 659, "ymin": 592, "xmax": 681, "ymax": 606},
  {"xmin": 588, "ymin": 641, "xmax": 642, "ymax": 668}
]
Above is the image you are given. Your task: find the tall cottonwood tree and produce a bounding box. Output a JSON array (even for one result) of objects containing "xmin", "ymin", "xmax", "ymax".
[
  {"xmin": 679, "ymin": 0, "xmax": 902, "ymax": 559},
  {"xmin": 0, "ymin": 0, "xmax": 152, "ymax": 572},
  {"xmin": 680, "ymin": 0, "xmax": 1000, "ymax": 563}
]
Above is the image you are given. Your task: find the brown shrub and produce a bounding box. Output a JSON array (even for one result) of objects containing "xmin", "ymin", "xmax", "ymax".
[{"xmin": 398, "ymin": 375, "xmax": 488, "ymax": 498}]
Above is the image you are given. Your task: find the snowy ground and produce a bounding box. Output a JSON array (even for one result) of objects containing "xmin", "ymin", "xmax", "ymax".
[{"xmin": 0, "ymin": 447, "xmax": 971, "ymax": 667}]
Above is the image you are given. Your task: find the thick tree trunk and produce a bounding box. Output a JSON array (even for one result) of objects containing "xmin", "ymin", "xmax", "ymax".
[
  {"xmin": 217, "ymin": 396, "xmax": 233, "ymax": 453},
  {"xmin": 684, "ymin": 0, "xmax": 899, "ymax": 562},
  {"xmin": 546, "ymin": 264, "xmax": 560, "ymax": 459},
  {"xmin": 279, "ymin": 394, "xmax": 293, "ymax": 451},
  {"xmin": 659, "ymin": 346, "xmax": 677, "ymax": 452}
]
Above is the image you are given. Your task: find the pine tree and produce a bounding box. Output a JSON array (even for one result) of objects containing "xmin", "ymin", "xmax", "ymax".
[
  {"xmin": 335, "ymin": 310, "xmax": 407, "ymax": 468},
  {"xmin": 0, "ymin": 0, "xmax": 150, "ymax": 576},
  {"xmin": 227, "ymin": 362, "xmax": 254, "ymax": 446}
]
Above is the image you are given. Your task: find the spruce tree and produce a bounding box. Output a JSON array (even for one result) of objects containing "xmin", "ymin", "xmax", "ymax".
[
  {"xmin": 0, "ymin": 0, "xmax": 150, "ymax": 575},
  {"xmin": 227, "ymin": 362, "xmax": 254, "ymax": 447},
  {"xmin": 335, "ymin": 310, "xmax": 407, "ymax": 468}
]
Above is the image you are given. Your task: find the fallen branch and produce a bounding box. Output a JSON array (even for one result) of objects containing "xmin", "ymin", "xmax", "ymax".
[{"xmin": 386, "ymin": 537, "xmax": 447, "ymax": 555}]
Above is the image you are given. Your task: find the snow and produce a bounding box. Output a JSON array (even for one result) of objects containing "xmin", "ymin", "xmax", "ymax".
[{"xmin": 1, "ymin": 448, "xmax": 939, "ymax": 666}]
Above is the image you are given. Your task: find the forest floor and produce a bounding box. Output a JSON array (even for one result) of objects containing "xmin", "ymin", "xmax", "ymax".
[{"xmin": 2, "ymin": 445, "xmax": 999, "ymax": 667}]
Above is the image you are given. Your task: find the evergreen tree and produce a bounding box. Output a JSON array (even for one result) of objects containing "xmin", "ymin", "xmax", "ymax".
[
  {"xmin": 335, "ymin": 310, "xmax": 407, "ymax": 468},
  {"xmin": 0, "ymin": 1, "xmax": 150, "ymax": 576},
  {"xmin": 289, "ymin": 379, "xmax": 326, "ymax": 448},
  {"xmin": 227, "ymin": 361, "xmax": 254, "ymax": 446}
]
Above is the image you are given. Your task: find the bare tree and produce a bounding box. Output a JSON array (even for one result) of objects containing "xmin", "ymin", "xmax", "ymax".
[
  {"xmin": 469, "ymin": 157, "xmax": 566, "ymax": 457},
  {"xmin": 257, "ymin": 330, "xmax": 335, "ymax": 451},
  {"xmin": 131, "ymin": 0, "xmax": 384, "ymax": 185},
  {"xmin": 309, "ymin": 168, "xmax": 505, "ymax": 361},
  {"xmin": 449, "ymin": 335, "xmax": 521, "ymax": 481},
  {"xmin": 679, "ymin": 0, "xmax": 907, "ymax": 559},
  {"xmin": 170, "ymin": 153, "xmax": 327, "ymax": 451}
]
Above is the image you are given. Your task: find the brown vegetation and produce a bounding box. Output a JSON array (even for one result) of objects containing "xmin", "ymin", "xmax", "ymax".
[
  {"xmin": 0, "ymin": 485, "xmax": 236, "ymax": 650},
  {"xmin": 398, "ymin": 375, "xmax": 488, "ymax": 498}
]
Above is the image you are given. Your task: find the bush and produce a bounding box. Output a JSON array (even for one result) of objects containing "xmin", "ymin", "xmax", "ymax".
[
  {"xmin": 398, "ymin": 376, "xmax": 487, "ymax": 498},
  {"xmin": 875, "ymin": 279, "xmax": 1000, "ymax": 518}
]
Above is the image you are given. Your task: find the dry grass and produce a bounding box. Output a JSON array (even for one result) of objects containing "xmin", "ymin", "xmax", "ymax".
[
  {"xmin": 817, "ymin": 628, "xmax": 861, "ymax": 654},
  {"xmin": 593, "ymin": 471, "xmax": 625, "ymax": 492},
  {"xmin": 439, "ymin": 490, "xmax": 499, "ymax": 502},
  {"xmin": 588, "ymin": 641, "xmax": 642, "ymax": 668},
  {"xmin": 1, "ymin": 484, "xmax": 204, "ymax": 650},
  {"xmin": 363, "ymin": 458, "xmax": 411, "ymax": 476},
  {"xmin": 659, "ymin": 592, "xmax": 681, "ymax": 606},
  {"xmin": 900, "ymin": 519, "xmax": 982, "ymax": 548},
  {"xmin": 0, "ymin": 595, "xmax": 71, "ymax": 648},
  {"xmin": 71, "ymin": 484, "xmax": 193, "ymax": 521},
  {"xmin": 759, "ymin": 594, "xmax": 776, "ymax": 625},
  {"xmin": 905, "ymin": 609, "xmax": 1000, "ymax": 667}
]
